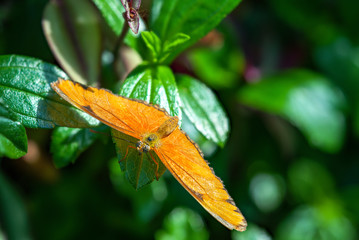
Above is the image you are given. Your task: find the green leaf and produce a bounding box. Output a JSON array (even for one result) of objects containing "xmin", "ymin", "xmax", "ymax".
[
  {"xmin": 0, "ymin": 171, "xmax": 31, "ymax": 240},
  {"xmin": 141, "ymin": 31, "xmax": 162, "ymax": 61},
  {"xmin": 119, "ymin": 63, "xmax": 181, "ymax": 121},
  {"xmin": 161, "ymin": 33, "xmax": 190, "ymax": 63},
  {"xmin": 42, "ymin": 0, "xmax": 101, "ymax": 85},
  {"xmin": 180, "ymin": 112, "xmax": 218, "ymax": 157},
  {"xmin": 163, "ymin": 33, "xmax": 191, "ymax": 52},
  {"xmin": 177, "ymin": 75, "xmax": 229, "ymax": 147},
  {"xmin": 51, "ymin": 127, "xmax": 100, "ymax": 168},
  {"xmin": 0, "ymin": 55, "xmax": 100, "ymax": 128},
  {"xmin": 0, "ymin": 116, "xmax": 27, "ymax": 159},
  {"xmin": 237, "ymin": 69, "xmax": 346, "ymax": 153},
  {"xmin": 141, "ymin": 31, "xmax": 190, "ymax": 63},
  {"xmin": 111, "ymin": 129, "xmax": 166, "ymax": 190},
  {"xmin": 150, "ymin": 0, "xmax": 242, "ymax": 63},
  {"xmin": 91, "ymin": 0, "xmax": 125, "ymax": 35}
]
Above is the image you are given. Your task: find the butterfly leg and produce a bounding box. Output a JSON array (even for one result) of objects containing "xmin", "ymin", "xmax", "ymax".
[
  {"xmin": 119, "ymin": 145, "xmax": 137, "ymax": 163},
  {"xmin": 148, "ymin": 151, "xmax": 160, "ymax": 180}
]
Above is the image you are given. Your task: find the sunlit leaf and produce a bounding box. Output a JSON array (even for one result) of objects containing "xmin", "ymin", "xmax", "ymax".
[
  {"xmin": 177, "ymin": 75, "xmax": 229, "ymax": 147},
  {"xmin": 43, "ymin": 0, "xmax": 101, "ymax": 85},
  {"xmin": 0, "ymin": 55, "xmax": 100, "ymax": 128},
  {"xmin": 141, "ymin": 31, "xmax": 190, "ymax": 63},
  {"xmin": 161, "ymin": 33, "xmax": 190, "ymax": 63},
  {"xmin": 119, "ymin": 63, "xmax": 181, "ymax": 121},
  {"xmin": 141, "ymin": 31, "xmax": 162, "ymax": 61},
  {"xmin": 238, "ymin": 69, "xmax": 346, "ymax": 152},
  {"xmin": 150, "ymin": 0, "xmax": 242, "ymax": 63},
  {"xmin": 180, "ymin": 112, "xmax": 217, "ymax": 157}
]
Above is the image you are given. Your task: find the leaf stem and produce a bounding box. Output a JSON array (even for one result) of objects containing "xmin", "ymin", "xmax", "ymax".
[{"xmin": 113, "ymin": 17, "xmax": 129, "ymax": 80}]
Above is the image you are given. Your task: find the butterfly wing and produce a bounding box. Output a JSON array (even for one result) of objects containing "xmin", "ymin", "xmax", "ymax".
[
  {"xmin": 51, "ymin": 79, "xmax": 171, "ymax": 139},
  {"xmin": 120, "ymin": 0, "xmax": 129, "ymax": 11},
  {"xmin": 155, "ymin": 128, "xmax": 247, "ymax": 231},
  {"xmin": 127, "ymin": 10, "xmax": 139, "ymax": 34},
  {"xmin": 120, "ymin": 0, "xmax": 140, "ymax": 34},
  {"xmin": 132, "ymin": 0, "xmax": 141, "ymax": 10}
]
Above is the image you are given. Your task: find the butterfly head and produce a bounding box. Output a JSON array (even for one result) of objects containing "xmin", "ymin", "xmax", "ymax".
[
  {"xmin": 137, "ymin": 133, "xmax": 161, "ymax": 153},
  {"xmin": 136, "ymin": 140, "xmax": 150, "ymax": 153}
]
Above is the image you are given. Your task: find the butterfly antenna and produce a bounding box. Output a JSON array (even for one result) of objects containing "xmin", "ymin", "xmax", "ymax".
[
  {"xmin": 89, "ymin": 129, "xmax": 137, "ymax": 145},
  {"xmin": 112, "ymin": 135, "xmax": 137, "ymax": 145}
]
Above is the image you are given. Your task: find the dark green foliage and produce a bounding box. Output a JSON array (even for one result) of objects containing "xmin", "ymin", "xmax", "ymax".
[
  {"xmin": 51, "ymin": 127, "xmax": 101, "ymax": 168},
  {"xmin": 237, "ymin": 70, "xmax": 345, "ymax": 152},
  {"xmin": 0, "ymin": 0, "xmax": 359, "ymax": 239}
]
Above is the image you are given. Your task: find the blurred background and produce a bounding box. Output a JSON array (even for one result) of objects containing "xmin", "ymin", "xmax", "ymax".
[{"xmin": 1, "ymin": 0, "xmax": 359, "ymax": 239}]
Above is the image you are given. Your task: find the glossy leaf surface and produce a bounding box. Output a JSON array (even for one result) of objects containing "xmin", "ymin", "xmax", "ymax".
[
  {"xmin": 177, "ymin": 75, "xmax": 229, "ymax": 147},
  {"xmin": 0, "ymin": 55, "xmax": 100, "ymax": 128},
  {"xmin": 119, "ymin": 64, "xmax": 181, "ymax": 121},
  {"xmin": 150, "ymin": 0, "xmax": 242, "ymax": 63}
]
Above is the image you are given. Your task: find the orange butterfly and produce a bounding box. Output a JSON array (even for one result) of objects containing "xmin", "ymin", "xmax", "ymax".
[{"xmin": 51, "ymin": 78, "xmax": 247, "ymax": 231}]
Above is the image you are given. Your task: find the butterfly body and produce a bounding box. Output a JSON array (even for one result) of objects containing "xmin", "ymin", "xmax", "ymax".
[{"xmin": 136, "ymin": 116, "xmax": 178, "ymax": 154}]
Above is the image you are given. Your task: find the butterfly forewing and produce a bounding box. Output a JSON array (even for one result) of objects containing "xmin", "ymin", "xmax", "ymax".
[
  {"xmin": 155, "ymin": 128, "xmax": 247, "ymax": 231},
  {"xmin": 51, "ymin": 79, "xmax": 171, "ymax": 139}
]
